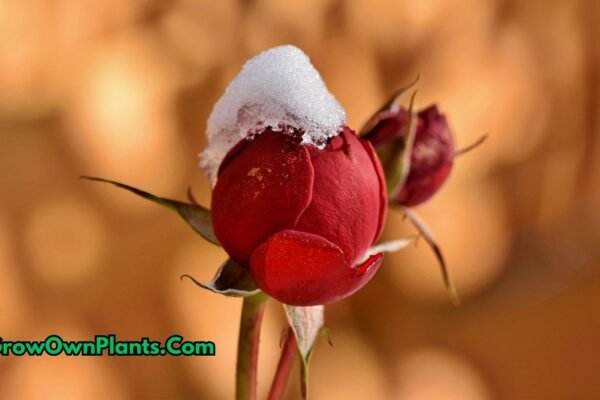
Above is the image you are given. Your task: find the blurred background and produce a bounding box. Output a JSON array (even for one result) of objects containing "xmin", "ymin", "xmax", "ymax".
[{"xmin": 1, "ymin": 0, "xmax": 599, "ymax": 398}]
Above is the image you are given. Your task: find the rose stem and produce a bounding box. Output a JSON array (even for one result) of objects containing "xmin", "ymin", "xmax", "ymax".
[
  {"xmin": 267, "ymin": 327, "xmax": 297, "ymax": 400},
  {"xmin": 236, "ymin": 293, "xmax": 268, "ymax": 400}
]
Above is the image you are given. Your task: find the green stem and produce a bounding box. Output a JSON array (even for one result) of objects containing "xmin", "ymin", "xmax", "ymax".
[
  {"xmin": 300, "ymin": 359, "xmax": 308, "ymax": 400},
  {"xmin": 236, "ymin": 293, "xmax": 268, "ymax": 400}
]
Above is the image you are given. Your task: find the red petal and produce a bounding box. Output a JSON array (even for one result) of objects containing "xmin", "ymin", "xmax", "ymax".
[
  {"xmin": 295, "ymin": 128, "xmax": 383, "ymax": 265},
  {"xmin": 250, "ymin": 230, "xmax": 384, "ymax": 306},
  {"xmin": 217, "ymin": 138, "xmax": 250, "ymax": 177},
  {"xmin": 395, "ymin": 106, "xmax": 454, "ymax": 206},
  {"xmin": 360, "ymin": 137, "xmax": 388, "ymax": 242},
  {"xmin": 395, "ymin": 161, "xmax": 452, "ymax": 206},
  {"xmin": 212, "ymin": 131, "xmax": 315, "ymax": 264},
  {"xmin": 363, "ymin": 110, "xmax": 409, "ymax": 147}
]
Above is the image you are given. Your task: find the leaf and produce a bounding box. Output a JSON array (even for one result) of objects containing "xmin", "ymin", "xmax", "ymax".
[
  {"xmin": 181, "ymin": 258, "xmax": 260, "ymax": 297},
  {"xmin": 402, "ymin": 207, "xmax": 461, "ymax": 306},
  {"xmin": 81, "ymin": 176, "xmax": 219, "ymax": 245},
  {"xmin": 284, "ymin": 304, "xmax": 324, "ymax": 399}
]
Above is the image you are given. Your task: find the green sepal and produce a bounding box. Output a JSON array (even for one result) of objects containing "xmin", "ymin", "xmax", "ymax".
[
  {"xmin": 378, "ymin": 91, "xmax": 419, "ymax": 198},
  {"xmin": 181, "ymin": 258, "xmax": 260, "ymax": 297},
  {"xmin": 283, "ymin": 305, "xmax": 324, "ymax": 399},
  {"xmin": 81, "ymin": 176, "xmax": 219, "ymax": 245},
  {"xmin": 359, "ymin": 75, "xmax": 420, "ymax": 137},
  {"xmin": 401, "ymin": 207, "xmax": 461, "ymax": 306}
]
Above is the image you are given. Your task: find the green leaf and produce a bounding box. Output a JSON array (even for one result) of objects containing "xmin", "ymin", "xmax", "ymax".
[
  {"xmin": 181, "ymin": 258, "xmax": 260, "ymax": 297},
  {"xmin": 284, "ymin": 305, "xmax": 324, "ymax": 399},
  {"xmin": 81, "ymin": 176, "xmax": 219, "ymax": 245}
]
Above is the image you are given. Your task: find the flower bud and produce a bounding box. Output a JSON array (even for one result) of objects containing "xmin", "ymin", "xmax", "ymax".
[
  {"xmin": 211, "ymin": 127, "xmax": 387, "ymax": 305},
  {"xmin": 364, "ymin": 105, "xmax": 454, "ymax": 207}
]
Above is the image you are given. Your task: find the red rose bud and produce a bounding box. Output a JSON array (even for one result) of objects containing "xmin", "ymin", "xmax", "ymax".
[
  {"xmin": 364, "ymin": 105, "xmax": 454, "ymax": 207},
  {"xmin": 211, "ymin": 127, "xmax": 387, "ymax": 306}
]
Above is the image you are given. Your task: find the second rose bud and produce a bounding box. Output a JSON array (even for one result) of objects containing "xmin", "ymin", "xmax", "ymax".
[{"xmin": 364, "ymin": 105, "xmax": 455, "ymax": 207}]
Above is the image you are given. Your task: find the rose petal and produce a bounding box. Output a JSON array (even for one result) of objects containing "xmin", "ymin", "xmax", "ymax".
[
  {"xmin": 295, "ymin": 128, "xmax": 383, "ymax": 265},
  {"xmin": 395, "ymin": 107, "xmax": 454, "ymax": 206},
  {"xmin": 212, "ymin": 130, "xmax": 314, "ymax": 264},
  {"xmin": 250, "ymin": 229, "xmax": 384, "ymax": 306},
  {"xmin": 363, "ymin": 110, "xmax": 409, "ymax": 146},
  {"xmin": 360, "ymin": 138, "xmax": 388, "ymax": 242},
  {"xmin": 396, "ymin": 162, "xmax": 452, "ymax": 206},
  {"xmin": 217, "ymin": 138, "xmax": 250, "ymax": 177}
]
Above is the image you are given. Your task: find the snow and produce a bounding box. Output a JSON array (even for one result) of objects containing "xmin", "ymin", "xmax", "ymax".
[{"xmin": 200, "ymin": 45, "xmax": 346, "ymax": 185}]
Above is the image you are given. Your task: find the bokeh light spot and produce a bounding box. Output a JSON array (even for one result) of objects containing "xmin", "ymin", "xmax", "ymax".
[
  {"xmin": 24, "ymin": 196, "xmax": 107, "ymax": 288},
  {"xmin": 394, "ymin": 347, "xmax": 493, "ymax": 400}
]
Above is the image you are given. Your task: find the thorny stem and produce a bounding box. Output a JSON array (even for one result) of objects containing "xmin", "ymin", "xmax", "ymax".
[
  {"xmin": 267, "ymin": 327, "xmax": 297, "ymax": 400},
  {"xmin": 236, "ymin": 293, "xmax": 268, "ymax": 400}
]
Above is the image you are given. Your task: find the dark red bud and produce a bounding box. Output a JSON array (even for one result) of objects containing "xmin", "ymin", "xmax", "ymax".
[{"xmin": 365, "ymin": 105, "xmax": 454, "ymax": 207}]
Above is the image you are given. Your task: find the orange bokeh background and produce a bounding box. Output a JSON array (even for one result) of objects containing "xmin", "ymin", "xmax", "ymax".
[{"xmin": 1, "ymin": 1, "xmax": 599, "ymax": 399}]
